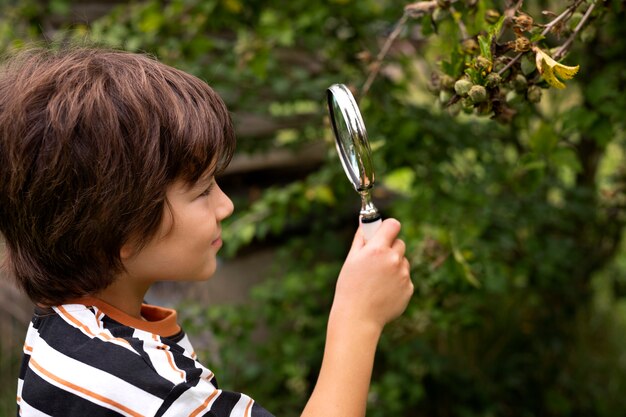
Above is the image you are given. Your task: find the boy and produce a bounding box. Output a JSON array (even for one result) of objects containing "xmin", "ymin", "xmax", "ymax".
[{"xmin": 0, "ymin": 47, "xmax": 413, "ymax": 416}]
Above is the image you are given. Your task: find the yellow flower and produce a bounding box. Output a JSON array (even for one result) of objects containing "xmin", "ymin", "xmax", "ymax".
[{"xmin": 534, "ymin": 47, "xmax": 580, "ymax": 89}]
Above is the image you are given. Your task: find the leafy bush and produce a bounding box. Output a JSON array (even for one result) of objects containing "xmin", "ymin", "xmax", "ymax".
[{"xmin": 2, "ymin": 0, "xmax": 626, "ymax": 416}]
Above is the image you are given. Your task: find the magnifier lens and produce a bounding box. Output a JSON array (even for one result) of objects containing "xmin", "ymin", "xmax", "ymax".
[
  {"xmin": 330, "ymin": 94, "xmax": 361, "ymax": 189},
  {"xmin": 327, "ymin": 83, "xmax": 382, "ymax": 240}
]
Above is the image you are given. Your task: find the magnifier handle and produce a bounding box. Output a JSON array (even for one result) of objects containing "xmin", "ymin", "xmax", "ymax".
[{"xmin": 361, "ymin": 217, "xmax": 382, "ymax": 242}]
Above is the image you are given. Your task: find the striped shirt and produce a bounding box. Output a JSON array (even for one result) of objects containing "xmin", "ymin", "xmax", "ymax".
[{"xmin": 16, "ymin": 297, "xmax": 274, "ymax": 417}]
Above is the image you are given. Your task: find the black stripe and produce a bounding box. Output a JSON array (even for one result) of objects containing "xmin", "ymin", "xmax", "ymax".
[
  {"xmin": 154, "ymin": 378, "xmax": 201, "ymax": 417},
  {"xmin": 35, "ymin": 312, "xmax": 174, "ymax": 398},
  {"xmin": 20, "ymin": 367, "xmax": 136, "ymax": 417},
  {"xmin": 166, "ymin": 329, "xmax": 185, "ymax": 343},
  {"xmin": 209, "ymin": 390, "xmax": 241, "ymax": 415},
  {"xmin": 252, "ymin": 402, "xmax": 276, "ymax": 417},
  {"xmin": 18, "ymin": 352, "xmax": 30, "ymax": 380}
]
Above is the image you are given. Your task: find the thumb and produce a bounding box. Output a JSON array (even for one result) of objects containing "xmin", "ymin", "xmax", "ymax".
[{"xmin": 368, "ymin": 218, "xmax": 401, "ymax": 246}]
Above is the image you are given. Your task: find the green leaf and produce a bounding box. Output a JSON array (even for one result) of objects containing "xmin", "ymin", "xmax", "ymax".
[
  {"xmin": 478, "ymin": 34, "xmax": 491, "ymax": 61},
  {"xmin": 521, "ymin": 53, "xmax": 536, "ymax": 76},
  {"xmin": 487, "ymin": 15, "xmax": 505, "ymax": 39}
]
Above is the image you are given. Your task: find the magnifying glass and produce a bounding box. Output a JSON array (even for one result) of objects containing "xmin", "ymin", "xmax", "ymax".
[{"xmin": 327, "ymin": 83, "xmax": 382, "ymax": 241}]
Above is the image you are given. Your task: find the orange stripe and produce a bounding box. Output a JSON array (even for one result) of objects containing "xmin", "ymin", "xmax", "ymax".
[
  {"xmin": 24, "ymin": 344, "xmax": 33, "ymax": 353},
  {"xmin": 57, "ymin": 306, "xmax": 97, "ymax": 337},
  {"xmin": 29, "ymin": 358, "xmax": 145, "ymax": 417},
  {"xmin": 189, "ymin": 390, "xmax": 219, "ymax": 417},
  {"xmin": 58, "ymin": 306, "xmax": 132, "ymax": 347},
  {"xmin": 244, "ymin": 398, "xmax": 254, "ymax": 417},
  {"xmin": 158, "ymin": 345, "xmax": 185, "ymax": 380},
  {"xmin": 95, "ymin": 311, "xmax": 103, "ymax": 328}
]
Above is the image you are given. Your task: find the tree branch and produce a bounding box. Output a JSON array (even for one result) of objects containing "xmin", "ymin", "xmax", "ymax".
[
  {"xmin": 497, "ymin": 0, "xmax": 586, "ymax": 76},
  {"xmin": 361, "ymin": 13, "xmax": 409, "ymax": 97},
  {"xmin": 553, "ymin": 1, "xmax": 596, "ymax": 60}
]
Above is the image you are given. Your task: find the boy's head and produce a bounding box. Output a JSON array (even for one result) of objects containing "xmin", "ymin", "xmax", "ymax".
[{"xmin": 0, "ymin": 47, "xmax": 235, "ymax": 305}]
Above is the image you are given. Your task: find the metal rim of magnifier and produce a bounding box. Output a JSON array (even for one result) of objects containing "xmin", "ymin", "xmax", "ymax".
[{"xmin": 326, "ymin": 84, "xmax": 375, "ymax": 192}]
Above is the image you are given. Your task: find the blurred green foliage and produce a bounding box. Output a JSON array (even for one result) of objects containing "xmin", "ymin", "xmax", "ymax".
[{"xmin": 2, "ymin": 0, "xmax": 626, "ymax": 416}]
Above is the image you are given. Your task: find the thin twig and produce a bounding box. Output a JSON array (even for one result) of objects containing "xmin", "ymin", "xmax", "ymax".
[
  {"xmin": 361, "ymin": 13, "xmax": 409, "ymax": 97},
  {"xmin": 554, "ymin": 1, "xmax": 596, "ymax": 60},
  {"xmin": 497, "ymin": 51, "xmax": 524, "ymax": 76},
  {"xmin": 497, "ymin": 0, "xmax": 585, "ymax": 75}
]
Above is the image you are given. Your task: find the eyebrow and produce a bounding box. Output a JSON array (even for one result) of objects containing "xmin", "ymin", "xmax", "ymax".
[{"xmin": 192, "ymin": 174, "xmax": 215, "ymax": 190}]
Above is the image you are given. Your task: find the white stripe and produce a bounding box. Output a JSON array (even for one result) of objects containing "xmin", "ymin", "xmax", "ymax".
[
  {"xmin": 174, "ymin": 334, "xmax": 214, "ymax": 381},
  {"xmin": 132, "ymin": 329, "xmax": 186, "ymax": 384},
  {"xmin": 53, "ymin": 305, "xmax": 138, "ymax": 354},
  {"xmin": 160, "ymin": 381, "xmax": 221, "ymax": 417},
  {"xmin": 176, "ymin": 334, "xmax": 195, "ymax": 357},
  {"xmin": 23, "ymin": 321, "xmax": 38, "ymax": 351},
  {"xmin": 17, "ymin": 397, "xmax": 53, "ymax": 417},
  {"xmin": 29, "ymin": 333, "xmax": 163, "ymax": 417},
  {"xmin": 17, "ymin": 377, "xmax": 24, "ymax": 399},
  {"xmin": 229, "ymin": 394, "xmax": 254, "ymax": 417}
]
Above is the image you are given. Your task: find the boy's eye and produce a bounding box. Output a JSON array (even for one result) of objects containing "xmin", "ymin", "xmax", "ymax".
[{"xmin": 198, "ymin": 181, "xmax": 215, "ymax": 198}]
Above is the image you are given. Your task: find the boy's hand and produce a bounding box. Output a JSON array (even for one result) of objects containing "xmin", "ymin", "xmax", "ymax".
[
  {"xmin": 331, "ymin": 218, "xmax": 414, "ymax": 332},
  {"xmin": 302, "ymin": 219, "xmax": 413, "ymax": 416}
]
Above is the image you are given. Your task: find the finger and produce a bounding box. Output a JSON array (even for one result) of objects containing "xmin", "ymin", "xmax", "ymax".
[
  {"xmin": 402, "ymin": 257, "xmax": 411, "ymax": 276},
  {"xmin": 349, "ymin": 224, "xmax": 365, "ymax": 252},
  {"xmin": 368, "ymin": 218, "xmax": 401, "ymax": 247},
  {"xmin": 391, "ymin": 238, "xmax": 406, "ymax": 256}
]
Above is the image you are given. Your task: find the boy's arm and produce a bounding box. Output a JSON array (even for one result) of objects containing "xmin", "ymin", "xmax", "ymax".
[{"xmin": 301, "ymin": 219, "xmax": 413, "ymax": 417}]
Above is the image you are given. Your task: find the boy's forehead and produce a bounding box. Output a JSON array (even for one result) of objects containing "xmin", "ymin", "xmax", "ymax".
[{"xmin": 186, "ymin": 170, "xmax": 215, "ymax": 190}]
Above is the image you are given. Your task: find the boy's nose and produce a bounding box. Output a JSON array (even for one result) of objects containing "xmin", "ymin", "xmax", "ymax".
[{"xmin": 214, "ymin": 183, "xmax": 234, "ymax": 220}]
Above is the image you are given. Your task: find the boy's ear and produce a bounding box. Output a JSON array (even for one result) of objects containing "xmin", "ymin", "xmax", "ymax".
[{"xmin": 120, "ymin": 243, "xmax": 136, "ymax": 260}]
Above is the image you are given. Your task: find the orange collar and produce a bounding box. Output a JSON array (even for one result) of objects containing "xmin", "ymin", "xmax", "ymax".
[{"xmin": 67, "ymin": 296, "xmax": 181, "ymax": 338}]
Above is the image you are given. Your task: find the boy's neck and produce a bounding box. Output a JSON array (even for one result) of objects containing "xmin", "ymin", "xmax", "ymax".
[{"xmin": 94, "ymin": 278, "xmax": 152, "ymax": 320}]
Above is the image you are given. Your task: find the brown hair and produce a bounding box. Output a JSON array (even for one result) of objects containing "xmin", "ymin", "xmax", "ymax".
[{"xmin": 0, "ymin": 47, "xmax": 235, "ymax": 305}]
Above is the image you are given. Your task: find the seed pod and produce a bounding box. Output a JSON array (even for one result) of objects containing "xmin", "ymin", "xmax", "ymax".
[
  {"xmin": 527, "ymin": 85, "xmax": 542, "ymax": 103},
  {"xmin": 461, "ymin": 97, "xmax": 474, "ymax": 113},
  {"xmin": 440, "ymin": 74, "xmax": 456, "ymax": 90},
  {"xmin": 475, "ymin": 56, "xmax": 492, "ymax": 72},
  {"xmin": 513, "ymin": 37, "xmax": 531, "ymax": 52},
  {"xmin": 485, "ymin": 72, "xmax": 501, "ymax": 88},
  {"xmin": 506, "ymin": 90, "xmax": 519, "ymax": 103},
  {"xmin": 514, "ymin": 14, "xmax": 533, "ymax": 32},
  {"xmin": 468, "ymin": 85, "xmax": 487, "ymax": 103},
  {"xmin": 454, "ymin": 79, "xmax": 473, "ymax": 96},
  {"xmin": 462, "ymin": 38, "xmax": 479, "ymax": 55},
  {"xmin": 513, "ymin": 74, "xmax": 528, "ymax": 92}
]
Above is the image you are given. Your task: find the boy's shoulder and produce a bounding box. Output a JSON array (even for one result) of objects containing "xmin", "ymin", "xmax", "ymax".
[
  {"xmin": 19, "ymin": 301, "xmax": 209, "ymax": 415},
  {"xmin": 19, "ymin": 300, "xmax": 275, "ymax": 416},
  {"xmin": 26, "ymin": 300, "xmax": 209, "ymax": 383}
]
